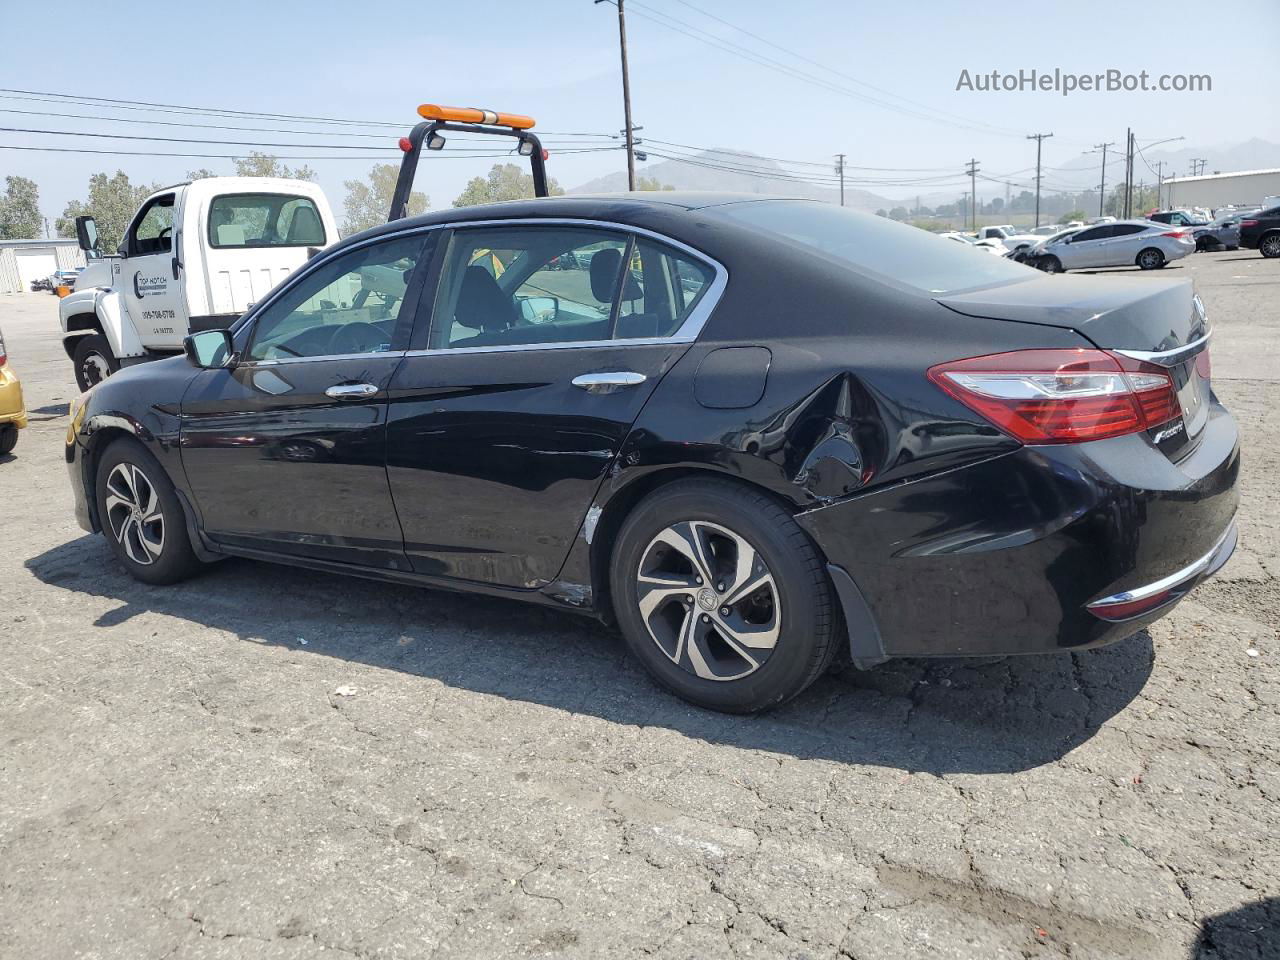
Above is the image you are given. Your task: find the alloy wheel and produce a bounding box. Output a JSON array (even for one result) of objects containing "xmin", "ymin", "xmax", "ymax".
[
  {"xmin": 635, "ymin": 520, "xmax": 780, "ymax": 681},
  {"xmin": 1138, "ymin": 249, "xmax": 1163, "ymax": 269},
  {"xmin": 1261, "ymin": 235, "xmax": 1280, "ymax": 258},
  {"xmin": 103, "ymin": 462, "xmax": 165, "ymax": 565}
]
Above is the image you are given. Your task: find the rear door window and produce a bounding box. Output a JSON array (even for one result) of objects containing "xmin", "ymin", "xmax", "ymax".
[
  {"xmin": 208, "ymin": 193, "xmax": 327, "ymax": 248},
  {"xmin": 427, "ymin": 226, "xmax": 715, "ymax": 349}
]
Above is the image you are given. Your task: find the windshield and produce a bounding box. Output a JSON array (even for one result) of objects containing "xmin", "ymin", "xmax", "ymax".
[{"xmin": 717, "ymin": 200, "xmax": 1030, "ymax": 295}]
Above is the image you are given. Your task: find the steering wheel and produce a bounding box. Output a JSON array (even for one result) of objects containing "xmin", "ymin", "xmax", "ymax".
[
  {"xmin": 328, "ymin": 321, "xmax": 385, "ymax": 355},
  {"xmin": 158, "ymin": 227, "xmax": 172, "ymax": 240}
]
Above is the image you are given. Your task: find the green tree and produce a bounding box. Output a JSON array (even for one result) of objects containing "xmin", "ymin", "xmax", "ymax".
[
  {"xmin": 636, "ymin": 176, "xmax": 674, "ymax": 191},
  {"xmin": 452, "ymin": 163, "xmax": 563, "ymax": 207},
  {"xmin": 185, "ymin": 168, "xmax": 217, "ymax": 180},
  {"xmin": 55, "ymin": 171, "xmax": 158, "ymax": 253},
  {"xmin": 233, "ymin": 152, "xmax": 316, "ymax": 181},
  {"xmin": 0, "ymin": 176, "xmax": 43, "ymax": 239},
  {"xmin": 888, "ymin": 206, "xmax": 909, "ymax": 220},
  {"xmin": 342, "ymin": 163, "xmax": 427, "ymax": 236},
  {"xmin": 1057, "ymin": 209, "xmax": 1086, "ymax": 224}
]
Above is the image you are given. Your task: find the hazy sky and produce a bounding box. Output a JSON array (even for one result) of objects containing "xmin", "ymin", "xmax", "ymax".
[{"xmin": 2, "ymin": 0, "xmax": 1277, "ymax": 228}]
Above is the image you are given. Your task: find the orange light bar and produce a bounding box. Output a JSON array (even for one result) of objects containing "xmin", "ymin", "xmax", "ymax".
[{"xmin": 417, "ymin": 104, "xmax": 536, "ymax": 130}]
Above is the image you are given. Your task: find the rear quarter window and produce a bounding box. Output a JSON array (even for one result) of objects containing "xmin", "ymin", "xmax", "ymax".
[{"xmin": 208, "ymin": 193, "xmax": 326, "ymax": 248}]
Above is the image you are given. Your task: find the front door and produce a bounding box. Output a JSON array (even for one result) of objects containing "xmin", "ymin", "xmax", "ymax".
[
  {"xmin": 1060, "ymin": 224, "xmax": 1114, "ymax": 269},
  {"xmin": 180, "ymin": 231, "xmax": 432, "ymax": 570},
  {"xmin": 119, "ymin": 192, "xmax": 189, "ymax": 350},
  {"xmin": 386, "ymin": 222, "xmax": 719, "ymax": 588}
]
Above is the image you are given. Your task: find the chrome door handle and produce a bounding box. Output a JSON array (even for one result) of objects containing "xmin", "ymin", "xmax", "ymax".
[
  {"xmin": 325, "ymin": 382, "xmax": 379, "ymax": 400},
  {"xmin": 571, "ymin": 371, "xmax": 647, "ymax": 395}
]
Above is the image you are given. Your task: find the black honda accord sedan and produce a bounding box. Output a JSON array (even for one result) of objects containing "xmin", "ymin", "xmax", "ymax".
[{"xmin": 65, "ymin": 194, "xmax": 1239, "ymax": 712}]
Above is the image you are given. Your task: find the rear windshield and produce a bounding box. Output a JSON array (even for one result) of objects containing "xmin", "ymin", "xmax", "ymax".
[
  {"xmin": 716, "ymin": 200, "xmax": 1030, "ymax": 295},
  {"xmin": 208, "ymin": 193, "xmax": 326, "ymax": 249}
]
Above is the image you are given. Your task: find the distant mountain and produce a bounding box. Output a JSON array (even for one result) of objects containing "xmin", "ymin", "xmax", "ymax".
[{"xmin": 567, "ymin": 150, "xmax": 894, "ymax": 212}]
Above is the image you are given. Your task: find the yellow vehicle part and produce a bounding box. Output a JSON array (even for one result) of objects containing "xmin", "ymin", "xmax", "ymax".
[{"xmin": 0, "ymin": 362, "xmax": 28, "ymax": 429}]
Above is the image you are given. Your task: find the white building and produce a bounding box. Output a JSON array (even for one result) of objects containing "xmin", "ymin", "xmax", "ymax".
[
  {"xmin": 1162, "ymin": 168, "xmax": 1280, "ymax": 211},
  {"xmin": 0, "ymin": 238, "xmax": 87, "ymax": 295}
]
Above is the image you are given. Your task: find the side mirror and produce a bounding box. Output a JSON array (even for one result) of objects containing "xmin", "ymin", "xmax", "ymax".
[
  {"xmin": 183, "ymin": 329, "xmax": 235, "ymax": 369},
  {"xmin": 116, "ymin": 243, "xmax": 127, "ymax": 258},
  {"xmin": 518, "ymin": 296, "xmax": 559, "ymax": 325},
  {"xmin": 74, "ymin": 215, "xmax": 99, "ymax": 256}
]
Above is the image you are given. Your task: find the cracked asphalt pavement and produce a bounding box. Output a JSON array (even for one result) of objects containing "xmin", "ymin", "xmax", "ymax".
[{"xmin": 1, "ymin": 250, "xmax": 1277, "ymax": 959}]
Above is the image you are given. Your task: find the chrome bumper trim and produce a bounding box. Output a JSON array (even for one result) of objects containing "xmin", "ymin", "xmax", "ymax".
[{"xmin": 1088, "ymin": 519, "xmax": 1237, "ymax": 609}]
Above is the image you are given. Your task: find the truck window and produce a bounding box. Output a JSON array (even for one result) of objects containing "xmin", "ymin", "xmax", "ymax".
[
  {"xmin": 208, "ymin": 193, "xmax": 327, "ymax": 249},
  {"xmin": 129, "ymin": 194, "xmax": 175, "ymax": 256}
]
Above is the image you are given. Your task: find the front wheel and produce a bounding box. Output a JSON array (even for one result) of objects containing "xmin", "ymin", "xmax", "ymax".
[
  {"xmin": 72, "ymin": 334, "xmax": 119, "ymax": 392},
  {"xmin": 1259, "ymin": 234, "xmax": 1280, "ymax": 259},
  {"xmin": 95, "ymin": 438, "xmax": 204, "ymax": 585},
  {"xmin": 1136, "ymin": 248, "xmax": 1165, "ymax": 270},
  {"xmin": 0, "ymin": 424, "xmax": 17, "ymax": 455},
  {"xmin": 610, "ymin": 479, "xmax": 839, "ymax": 713},
  {"xmin": 1039, "ymin": 255, "xmax": 1063, "ymax": 273}
]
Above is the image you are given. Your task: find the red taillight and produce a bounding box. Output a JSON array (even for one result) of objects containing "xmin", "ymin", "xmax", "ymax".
[
  {"xmin": 1240, "ymin": 219, "xmax": 1258, "ymax": 227},
  {"xmin": 927, "ymin": 348, "xmax": 1177, "ymax": 444},
  {"xmin": 398, "ymin": 137, "xmax": 414, "ymax": 152},
  {"xmin": 1161, "ymin": 230, "xmax": 1188, "ymax": 239},
  {"xmin": 1087, "ymin": 587, "xmax": 1179, "ymax": 621}
]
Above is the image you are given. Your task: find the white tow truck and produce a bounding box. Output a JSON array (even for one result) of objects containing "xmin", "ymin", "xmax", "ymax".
[{"xmin": 61, "ymin": 177, "xmax": 338, "ymax": 390}]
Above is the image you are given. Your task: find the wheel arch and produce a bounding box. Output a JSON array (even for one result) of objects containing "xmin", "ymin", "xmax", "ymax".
[
  {"xmin": 62, "ymin": 312, "xmax": 104, "ymax": 359},
  {"xmin": 586, "ymin": 466, "xmax": 806, "ymax": 624}
]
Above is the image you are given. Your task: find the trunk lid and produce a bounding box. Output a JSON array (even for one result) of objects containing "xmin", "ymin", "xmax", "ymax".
[{"xmin": 937, "ymin": 273, "xmax": 1212, "ymax": 458}]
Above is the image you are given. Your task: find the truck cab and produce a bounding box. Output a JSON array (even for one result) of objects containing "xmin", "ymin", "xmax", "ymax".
[{"xmin": 61, "ymin": 177, "xmax": 337, "ymax": 390}]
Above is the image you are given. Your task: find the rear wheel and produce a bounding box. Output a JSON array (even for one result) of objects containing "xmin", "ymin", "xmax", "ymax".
[
  {"xmin": 1259, "ymin": 234, "xmax": 1280, "ymax": 259},
  {"xmin": 0, "ymin": 424, "xmax": 16, "ymax": 455},
  {"xmin": 1136, "ymin": 247, "xmax": 1165, "ymax": 270},
  {"xmin": 73, "ymin": 334, "xmax": 119, "ymax": 392},
  {"xmin": 95, "ymin": 438, "xmax": 204, "ymax": 585},
  {"xmin": 610, "ymin": 479, "xmax": 838, "ymax": 713}
]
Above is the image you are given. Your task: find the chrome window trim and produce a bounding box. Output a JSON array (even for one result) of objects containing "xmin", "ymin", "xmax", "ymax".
[
  {"xmin": 1113, "ymin": 328, "xmax": 1213, "ymax": 368},
  {"xmin": 231, "ymin": 217, "xmax": 727, "ymax": 367}
]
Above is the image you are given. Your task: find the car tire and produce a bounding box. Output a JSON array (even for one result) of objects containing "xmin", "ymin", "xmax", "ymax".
[
  {"xmin": 610, "ymin": 478, "xmax": 839, "ymax": 713},
  {"xmin": 1226, "ymin": 245, "xmax": 1239, "ymax": 251},
  {"xmin": 72, "ymin": 334, "xmax": 119, "ymax": 392},
  {"xmin": 1136, "ymin": 248, "xmax": 1165, "ymax": 270},
  {"xmin": 1039, "ymin": 255, "xmax": 1063, "ymax": 273},
  {"xmin": 95, "ymin": 437, "xmax": 204, "ymax": 585},
  {"xmin": 0, "ymin": 424, "xmax": 17, "ymax": 455},
  {"xmin": 1259, "ymin": 234, "xmax": 1280, "ymax": 259}
]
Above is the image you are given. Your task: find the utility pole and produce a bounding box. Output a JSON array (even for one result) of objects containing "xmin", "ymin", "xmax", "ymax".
[
  {"xmin": 964, "ymin": 158, "xmax": 980, "ymax": 231},
  {"xmin": 597, "ymin": 0, "xmax": 636, "ymax": 190},
  {"xmin": 1027, "ymin": 132, "xmax": 1053, "ymax": 228},
  {"xmin": 1094, "ymin": 141, "xmax": 1114, "ymax": 217},
  {"xmin": 1192, "ymin": 157, "xmax": 1208, "ymax": 177},
  {"xmin": 835, "ymin": 154, "xmax": 846, "ymax": 207},
  {"xmin": 1122, "ymin": 128, "xmax": 1134, "ymax": 219},
  {"xmin": 1152, "ymin": 160, "xmax": 1167, "ymax": 210}
]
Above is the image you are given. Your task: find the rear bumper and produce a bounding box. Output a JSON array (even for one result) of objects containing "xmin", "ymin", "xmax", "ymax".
[
  {"xmin": 800, "ymin": 399, "xmax": 1240, "ymax": 658},
  {"xmin": 0, "ymin": 364, "xmax": 27, "ymax": 428}
]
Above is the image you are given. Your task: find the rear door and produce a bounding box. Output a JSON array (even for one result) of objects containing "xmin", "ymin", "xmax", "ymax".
[
  {"xmin": 1104, "ymin": 223, "xmax": 1149, "ymax": 266},
  {"xmin": 385, "ymin": 222, "xmax": 721, "ymax": 588}
]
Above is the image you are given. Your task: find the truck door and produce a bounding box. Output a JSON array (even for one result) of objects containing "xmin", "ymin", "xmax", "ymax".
[
  {"xmin": 198, "ymin": 191, "xmax": 330, "ymax": 327},
  {"xmin": 119, "ymin": 191, "xmax": 189, "ymax": 351}
]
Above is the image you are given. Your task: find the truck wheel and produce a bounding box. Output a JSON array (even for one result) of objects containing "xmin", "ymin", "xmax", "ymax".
[
  {"xmin": 0, "ymin": 424, "xmax": 16, "ymax": 455},
  {"xmin": 73, "ymin": 335, "xmax": 118, "ymax": 391}
]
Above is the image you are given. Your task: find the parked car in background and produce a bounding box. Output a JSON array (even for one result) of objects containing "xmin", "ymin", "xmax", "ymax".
[
  {"xmin": 1196, "ymin": 213, "xmax": 1247, "ymax": 251},
  {"xmin": 46, "ymin": 268, "xmax": 80, "ymax": 294},
  {"xmin": 1238, "ymin": 205, "xmax": 1280, "ymax": 258},
  {"xmin": 1029, "ymin": 225, "xmax": 1060, "ymax": 236},
  {"xmin": 1021, "ymin": 226, "xmax": 1084, "ymax": 266},
  {"xmin": 1085, "ymin": 216, "xmax": 1116, "ymax": 226},
  {"xmin": 940, "ymin": 231, "xmax": 1007, "ymax": 256},
  {"xmin": 974, "ymin": 224, "xmax": 1040, "ymax": 258},
  {"xmin": 63, "ymin": 194, "xmax": 1237, "ymax": 713},
  {"xmin": 1030, "ymin": 220, "xmax": 1195, "ymax": 272},
  {"xmin": 0, "ymin": 327, "xmax": 27, "ymax": 455}
]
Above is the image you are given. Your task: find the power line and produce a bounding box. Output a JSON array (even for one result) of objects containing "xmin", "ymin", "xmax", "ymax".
[
  {"xmin": 666, "ymin": 0, "xmax": 1024, "ymax": 139},
  {"xmin": 0, "ymin": 143, "xmax": 620, "ymax": 161},
  {"xmin": 624, "ymin": 2, "xmax": 1023, "ymax": 138}
]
